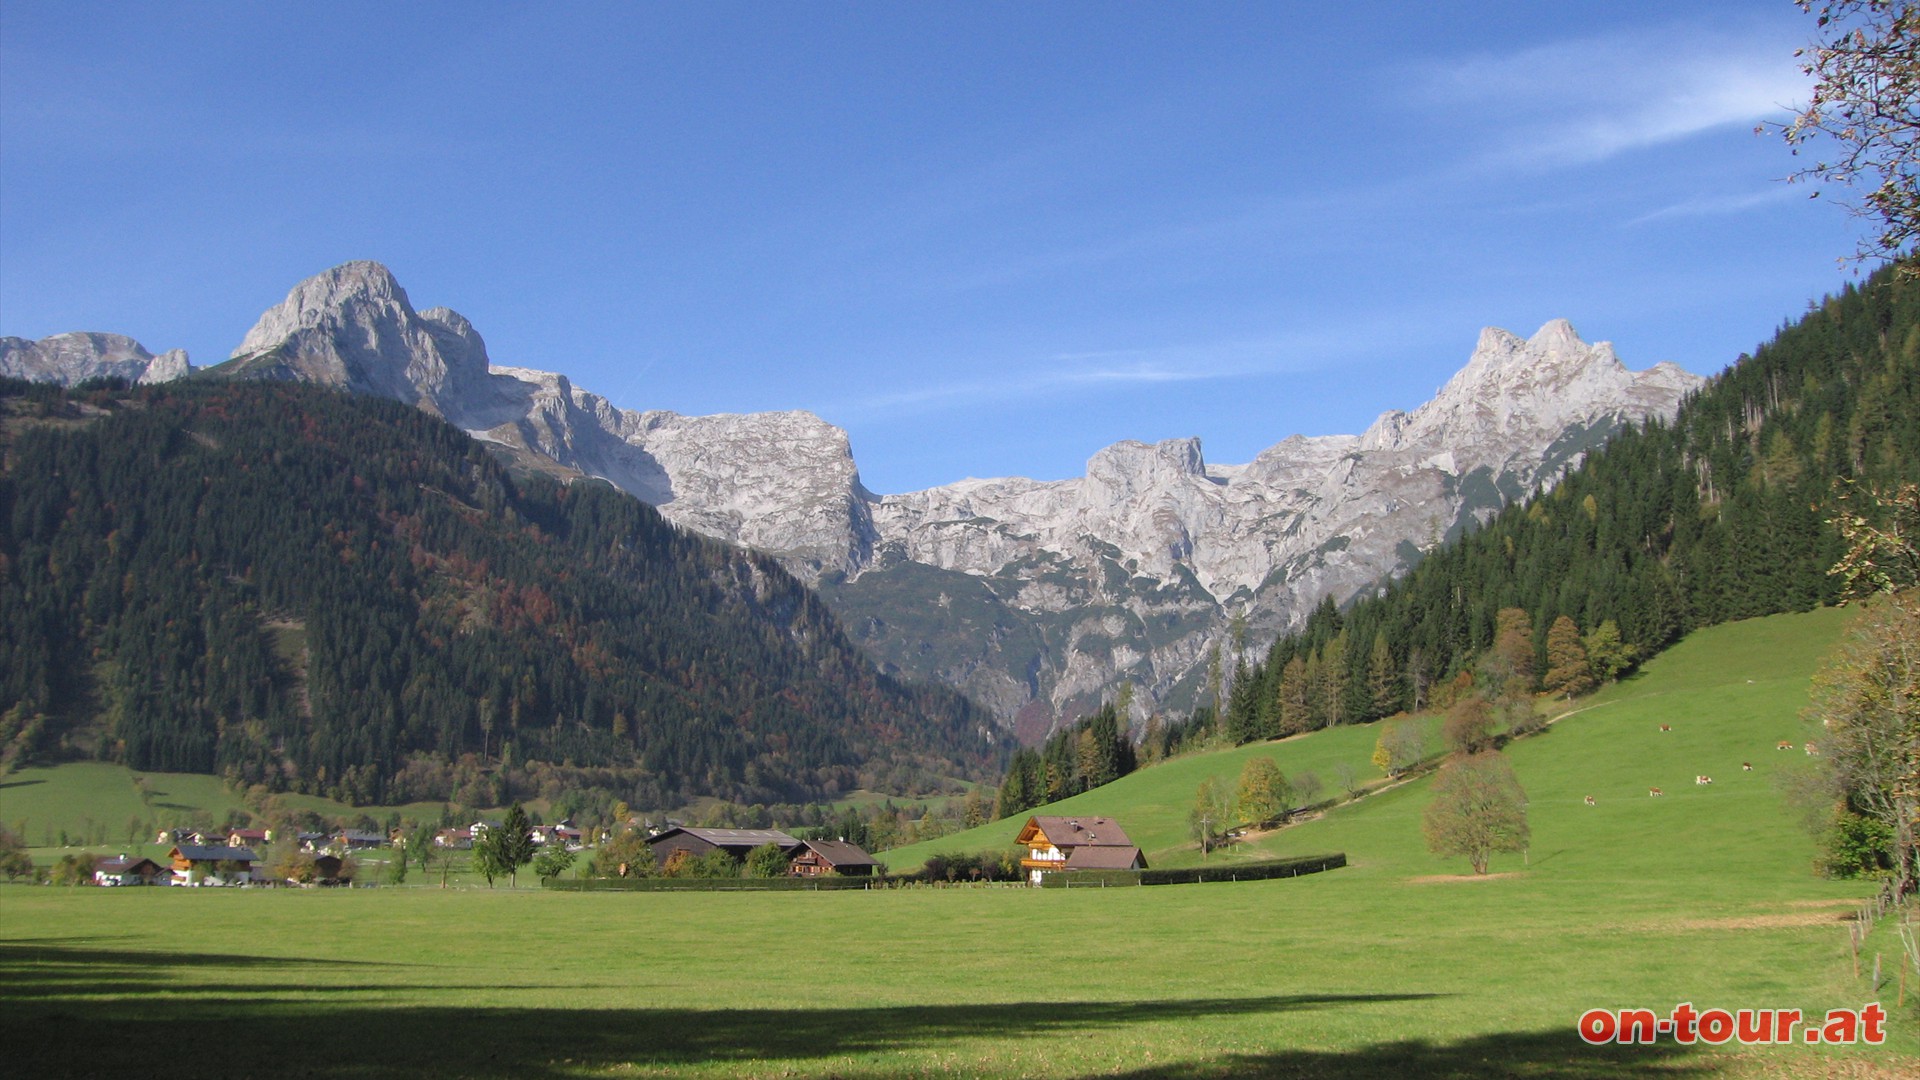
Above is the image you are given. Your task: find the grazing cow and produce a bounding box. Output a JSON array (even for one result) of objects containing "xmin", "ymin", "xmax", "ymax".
[
  {"xmin": 1583, "ymin": 796, "xmax": 1596, "ymax": 806},
  {"xmin": 1742, "ymin": 762, "xmax": 1753, "ymax": 771},
  {"xmin": 1777, "ymin": 741, "xmax": 1795, "ymax": 750},
  {"xmin": 1805, "ymin": 743, "xmax": 1819, "ymax": 755},
  {"xmin": 1695, "ymin": 775, "xmax": 1713, "ymax": 785},
  {"xmin": 1659, "ymin": 724, "xmax": 1672, "ymax": 732},
  {"xmin": 1649, "ymin": 787, "xmax": 1664, "ymax": 797}
]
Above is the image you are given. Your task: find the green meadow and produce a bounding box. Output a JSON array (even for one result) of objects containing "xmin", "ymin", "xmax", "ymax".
[{"xmin": 1, "ymin": 608, "xmax": 1914, "ymax": 1077}]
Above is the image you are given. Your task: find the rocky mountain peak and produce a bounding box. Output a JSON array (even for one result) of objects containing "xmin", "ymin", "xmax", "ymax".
[
  {"xmin": 185, "ymin": 263, "xmax": 1708, "ymax": 736},
  {"xmin": 1085, "ymin": 436, "xmax": 1208, "ymax": 503},
  {"xmin": 225, "ymin": 261, "xmax": 493, "ymax": 415},
  {"xmin": 0, "ymin": 331, "xmax": 193, "ymax": 386}
]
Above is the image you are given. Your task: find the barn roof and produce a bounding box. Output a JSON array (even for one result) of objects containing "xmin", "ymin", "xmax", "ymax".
[
  {"xmin": 172, "ymin": 844, "xmax": 257, "ymax": 862},
  {"xmin": 1064, "ymin": 845, "xmax": 1146, "ymax": 870},
  {"xmin": 799, "ymin": 839, "xmax": 877, "ymax": 867},
  {"xmin": 93, "ymin": 856, "xmax": 163, "ymax": 874},
  {"xmin": 1016, "ymin": 816, "xmax": 1135, "ymax": 849},
  {"xmin": 649, "ymin": 827, "xmax": 800, "ymax": 849}
]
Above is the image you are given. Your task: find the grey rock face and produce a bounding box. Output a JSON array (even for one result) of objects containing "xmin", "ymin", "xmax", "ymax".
[
  {"xmin": 214, "ymin": 262, "xmax": 1705, "ymax": 735},
  {"xmin": 0, "ymin": 332, "xmax": 193, "ymax": 386}
]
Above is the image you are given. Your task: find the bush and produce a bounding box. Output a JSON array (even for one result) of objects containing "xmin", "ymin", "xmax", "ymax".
[
  {"xmin": 544, "ymin": 875, "xmax": 875, "ymax": 892},
  {"xmin": 1037, "ymin": 853, "xmax": 1346, "ymax": 888},
  {"xmin": 916, "ymin": 850, "xmax": 1019, "ymax": 883}
]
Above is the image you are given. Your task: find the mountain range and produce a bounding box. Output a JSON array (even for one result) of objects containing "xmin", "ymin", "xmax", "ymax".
[{"xmin": 5, "ymin": 261, "xmax": 1703, "ymax": 738}]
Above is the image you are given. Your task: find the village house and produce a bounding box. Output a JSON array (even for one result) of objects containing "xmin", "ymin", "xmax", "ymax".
[
  {"xmin": 92, "ymin": 855, "xmax": 168, "ymax": 886},
  {"xmin": 168, "ymin": 844, "xmax": 258, "ymax": 887},
  {"xmin": 531, "ymin": 819, "xmax": 583, "ymax": 849},
  {"xmin": 1014, "ymin": 816, "xmax": 1145, "ymax": 884},
  {"xmin": 226, "ymin": 827, "xmax": 271, "ymax": 849},
  {"xmin": 788, "ymin": 838, "xmax": 878, "ymax": 877},
  {"xmin": 645, "ymin": 826, "xmax": 801, "ymax": 869},
  {"xmin": 333, "ymin": 830, "xmax": 388, "ymax": 851},
  {"xmin": 434, "ymin": 827, "xmax": 474, "ymax": 849},
  {"xmin": 157, "ymin": 828, "xmax": 220, "ymax": 846}
]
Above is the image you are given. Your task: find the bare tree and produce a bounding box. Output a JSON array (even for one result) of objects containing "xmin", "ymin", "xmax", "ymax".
[{"xmin": 1769, "ymin": 1, "xmax": 1920, "ymax": 268}]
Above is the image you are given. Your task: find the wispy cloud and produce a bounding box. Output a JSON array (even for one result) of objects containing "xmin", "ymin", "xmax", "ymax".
[
  {"xmin": 1628, "ymin": 185, "xmax": 1803, "ymax": 225},
  {"xmin": 1412, "ymin": 24, "xmax": 1811, "ymax": 170},
  {"xmin": 842, "ymin": 354, "xmax": 1246, "ymax": 416},
  {"xmin": 826, "ymin": 329, "xmax": 1389, "ymax": 419}
]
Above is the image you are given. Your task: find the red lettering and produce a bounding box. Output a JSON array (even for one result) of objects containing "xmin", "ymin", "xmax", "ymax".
[
  {"xmin": 1774, "ymin": 1008, "xmax": 1801, "ymax": 1043},
  {"xmin": 1821, "ymin": 1009, "xmax": 1858, "ymax": 1044},
  {"xmin": 1697, "ymin": 1009, "xmax": 1734, "ymax": 1044},
  {"xmin": 1861, "ymin": 1003, "xmax": 1886, "ymax": 1045},
  {"xmin": 1578, "ymin": 1009, "xmax": 1617, "ymax": 1045},
  {"xmin": 1618, "ymin": 1009, "xmax": 1658, "ymax": 1044},
  {"xmin": 1736, "ymin": 1009, "xmax": 1770, "ymax": 1043},
  {"xmin": 1671, "ymin": 1002, "xmax": 1699, "ymax": 1044}
]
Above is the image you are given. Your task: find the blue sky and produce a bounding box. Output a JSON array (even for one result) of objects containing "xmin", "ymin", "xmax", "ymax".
[{"xmin": 0, "ymin": 3, "xmax": 1863, "ymax": 493}]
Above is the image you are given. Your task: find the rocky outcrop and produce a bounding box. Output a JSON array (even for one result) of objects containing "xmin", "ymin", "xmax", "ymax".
[{"xmin": 0, "ymin": 332, "xmax": 191, "ymax": 386}]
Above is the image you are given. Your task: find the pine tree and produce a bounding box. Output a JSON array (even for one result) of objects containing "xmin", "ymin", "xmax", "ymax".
[
  {"xmin": 1367, "ymin": 632, "xmax": 1399, "ymax": 719},
  {"xmin": 1321, "ymin": 631, "xmax": 1350, "ymax": 728},
  {"xmin": 1278, "ymin": 655, "xmax": 1312, "ymax": 735}
]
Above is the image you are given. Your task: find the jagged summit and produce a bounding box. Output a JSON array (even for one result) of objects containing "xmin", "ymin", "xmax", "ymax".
[{"xmin": 221, "ymin": 260, "xmax": 488, "ymax": 412}]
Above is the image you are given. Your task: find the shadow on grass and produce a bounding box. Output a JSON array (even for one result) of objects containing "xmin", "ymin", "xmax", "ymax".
[
  {"xmin": 0, "ymin": 778, "xmax": 45, "ymax": 790},
  {"xmin": 1087, "ymin": 1029, "xmax": 1712, "ymax": 1079},
  {"xmin": 0, "ymin": 940, "xmax": 1711, "ymax": 1079}
]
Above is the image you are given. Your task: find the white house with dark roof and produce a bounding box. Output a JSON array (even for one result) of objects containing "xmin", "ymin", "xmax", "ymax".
[{"xmin": 1014, "ymin": 816, "xmax": 1145, "ymax": 884}]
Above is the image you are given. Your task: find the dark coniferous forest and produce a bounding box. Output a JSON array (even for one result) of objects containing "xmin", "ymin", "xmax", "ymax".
[
  {"xmin": 0, "ymin": 379, "xmax": 1003, "ymax": 806},
  {"xmin": 1207, "ymin": 266, "xmax": 1920, "ymax": 747}
]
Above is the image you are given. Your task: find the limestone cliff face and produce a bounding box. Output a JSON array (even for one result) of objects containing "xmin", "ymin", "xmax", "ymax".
[
  {"xmin": 25, "ymin": 262, "xmax": 1704, "ymax": 736},
  {"xmin": 0, "ymin": 331, "xmax": 191, "ymax": 386},
  {"xmin": 831, "ymin": 319, "xmax": 1701, "ymax": 729},
  {"xmin": 219, "ymin": 262, "xmax": 880, "ymax": 580}
]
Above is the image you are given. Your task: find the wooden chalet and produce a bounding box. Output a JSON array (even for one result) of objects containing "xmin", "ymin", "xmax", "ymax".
[
  {"xmin": 92, "ymin": 855, "xmax": 168, "ymax": 886},
  {"xmin": 645, "ymin": 826, "xmax": 801, "ymax": 869},
  {"xmin": 168, "ymin": 844, "xmax": 258, "ymax": 887},
  {"xmin": 1014, "ymin": 816, "xmax": 1145, "ymax": 884},
  {"xmin": 433, "ymin": 827, "xmax": 473, "ymax": 849},
  {"xmin": 789, "ymin": 839, "xmax": 878, "ymax": 877},
  {"xmin": 226, "ymin": 828, "xmax": 271, "ymax": 848},
  {"xmin": 334, "ymin": 830, "xmax": 389, "ymax": 851}
]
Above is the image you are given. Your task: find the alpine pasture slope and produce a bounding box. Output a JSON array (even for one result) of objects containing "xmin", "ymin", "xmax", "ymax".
[{"xmin": 2, "ymin": 607, "xmax": 1911, "ymax": 1078}]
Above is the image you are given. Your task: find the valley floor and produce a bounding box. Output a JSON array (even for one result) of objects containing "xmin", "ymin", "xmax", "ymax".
[{"xmin": 2, "ymin": 609, "xmax": 1915, "ymax": 1078}]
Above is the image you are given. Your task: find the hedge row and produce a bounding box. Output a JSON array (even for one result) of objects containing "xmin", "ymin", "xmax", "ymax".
[
  {"xmin": 543, "ymin": 875, "xmax": 879, "ymax": 892},
  {"xmin": 1037, "ymin": 852, "xmax": 1346, "ymax": 888}
]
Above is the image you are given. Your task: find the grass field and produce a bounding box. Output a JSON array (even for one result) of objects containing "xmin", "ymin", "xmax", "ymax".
[{"xmin": 2, "ymin": 608, "xmax": 1915, "ymax": 1078}]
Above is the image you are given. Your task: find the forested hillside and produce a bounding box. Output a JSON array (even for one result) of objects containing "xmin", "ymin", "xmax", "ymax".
[
  {"xmin": 1214, "ymin": 265, "xmax": 1920, "ymax": 742},
  {"xmin": 0, "ymin": 379, "xmax": 1003, "ymax": 807}
]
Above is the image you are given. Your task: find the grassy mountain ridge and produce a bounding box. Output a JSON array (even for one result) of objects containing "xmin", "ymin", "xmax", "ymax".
[
  {"xmin": 884, "ymin": 607, "xmax": 1852, "ymax": 879},
  {"xmin": 1179, "ymin": 264, "xmax": 1919, "ymax": 755},
  {"xmin": 0, "ymin": 378, "xmax": 1004, "ymax": 807}
]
